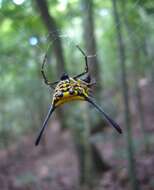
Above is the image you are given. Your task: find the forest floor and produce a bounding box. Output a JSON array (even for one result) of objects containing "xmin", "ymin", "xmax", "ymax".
[{"xmin": 0, "ymin": 80, "xmax": 154, "ymax": 190}]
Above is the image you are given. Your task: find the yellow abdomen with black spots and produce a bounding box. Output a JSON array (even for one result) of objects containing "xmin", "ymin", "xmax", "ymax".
[{"xmin": 52, "ymin": 78, "xmax": 90, "ymax": 107}]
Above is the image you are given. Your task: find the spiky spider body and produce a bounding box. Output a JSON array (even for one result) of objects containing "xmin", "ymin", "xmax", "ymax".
[
  {"xmin": 53, "ymin": 77, "xmax": 92, "ymax": 107},
  {"xmin": 35, "ymin": 45, "xmax": 122, "ymax": 146}
]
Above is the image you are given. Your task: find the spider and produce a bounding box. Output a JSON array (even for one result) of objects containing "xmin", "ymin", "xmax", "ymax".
[{"xmin": 35, "ymin": 45, "xmax": 122, "ymax": 146}]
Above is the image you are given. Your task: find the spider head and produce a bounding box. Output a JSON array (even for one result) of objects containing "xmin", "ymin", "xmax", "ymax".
[
  {"xmin": 83, "ymin": 75, "xmax": 91, "ymax": 83},
  {"xmin": 60, "ymin": 73, "xmax": 69, "ymax": 81}
]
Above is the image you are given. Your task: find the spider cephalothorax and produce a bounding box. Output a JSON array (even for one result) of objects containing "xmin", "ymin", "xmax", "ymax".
[
  {"xmin": 35, "ymin": 45, "xmax": 122, "ymax": 146},
  {"xmin": 60, "ymin": 73, "xmax": 69, "ymax": 80}
]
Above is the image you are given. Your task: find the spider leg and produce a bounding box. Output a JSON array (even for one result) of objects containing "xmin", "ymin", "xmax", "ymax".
[
  {"xmin": 73, "ymin": 45, "xmax": 89, "ymax": 79},
  {"xmin": 41, "ymin": 52, "xmax": 59, "ymax": 88},
  {"xmin": 35, "ymin": 104, "xmax": 56, "ymax": 146},
  {"xmin": 85, "ymin": 96, "xmax": 122, "ymax": 134}
]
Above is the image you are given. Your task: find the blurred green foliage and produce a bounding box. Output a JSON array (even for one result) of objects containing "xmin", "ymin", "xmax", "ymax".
[{"xmin": 0, "ymin": 0, "xmax": 153, "ymax": 148}]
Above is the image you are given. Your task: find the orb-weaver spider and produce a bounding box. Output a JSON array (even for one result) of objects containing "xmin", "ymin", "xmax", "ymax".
[{"xmin": 35, "ymin": 45, "xmax": 122, "ymax": 146}]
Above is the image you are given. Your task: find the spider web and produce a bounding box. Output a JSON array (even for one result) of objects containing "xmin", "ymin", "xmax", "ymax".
[
  {"xmin": 0, "ymin": 0, "xmax": 151, "ymax": 105},
  {"xmin": 35, "ymin": 0, "xmax": 149, "ymax": 73},
  {"xmin": 0, "ymin": 0, "xmax": 149, "ymax": 63}
]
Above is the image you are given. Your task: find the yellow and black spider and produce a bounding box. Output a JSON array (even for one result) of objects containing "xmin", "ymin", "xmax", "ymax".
[{"xmin": 35, "ymin": 45, "xmax": 122, "ymax": 146}]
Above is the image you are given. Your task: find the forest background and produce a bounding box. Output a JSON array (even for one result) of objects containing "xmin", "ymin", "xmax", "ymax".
[{"xmin": 0, "ymin": 0, "xmax": 154, "ymax": 189}]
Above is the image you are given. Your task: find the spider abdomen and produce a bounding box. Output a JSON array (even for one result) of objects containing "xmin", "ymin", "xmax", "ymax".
[{"xmin": 52, "ymin": 78, "xmax": 90, "ymax": 107}]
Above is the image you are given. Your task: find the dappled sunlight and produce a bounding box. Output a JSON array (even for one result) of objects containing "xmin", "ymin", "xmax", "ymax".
[{"xmin": 12, "ymin": 0, "xmax": 25, "ymax": 5}]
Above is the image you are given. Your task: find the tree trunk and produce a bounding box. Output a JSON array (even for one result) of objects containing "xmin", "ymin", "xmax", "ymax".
[
  {"xmin": 73, "ymin": 103, "xmax": 109, "ymax": 187},
  {"xmin": 79, "ymin": 0, "xmax": 110, "ymax": 185},
  {"xmin": 112, "ymin": 0, "xmax": 140, "ymax": 189},
  {"xmin": 121, "ymin": 0, "xmax": 150, "ymax": 153},
  {"xmin": 72, "ymin": 104, "xmax": 93, "ymax": 186},
  {"xmin": 81, "ymin": 0, "xmax": 102, "ymax": 94},
  {"xmin": 141, "ymin": 32, "xmax": 154, "ymax": 88},
  {"xmin": 36, "ymin": 0, "xmax": 65, "ymax": 74},
  {"xmin": 35, "ymin": 0, "xmax": 67, "ymax": 132}
]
